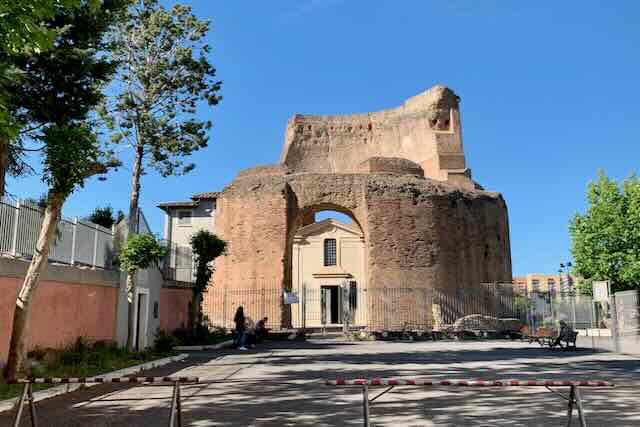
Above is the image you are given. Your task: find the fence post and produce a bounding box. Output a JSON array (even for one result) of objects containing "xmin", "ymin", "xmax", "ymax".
[
  {"xmin": 10, "ymin": 199, "xmax": 20, "ymax": 256},
  {"xmin": 571, "ymin": 291, "xmax": 577, "ymax": 329},
  {"xmin": 70, "ymin": 217, "xmax": 78, "ymax": 265},
  {"xmin": 342, "ymin": 282, "xmax": 349, "ymax": 336},
  {"xmin": 91, "ymin": 222, "xmax": 99, "ymax": 269},
  {"xmin": 223, "ymin": 288, "xmax": 228, "ymax": 329},
  {"xmin": 610, "ymin": 289, "xmax": 620, "ymax": 353},
  {"xmin": 302, "ymin": 282, "xmax": 307, "ymax": 331},
  {"xmin": 590, "ymin": 299, "xmax": 597, "ymax": 351}
]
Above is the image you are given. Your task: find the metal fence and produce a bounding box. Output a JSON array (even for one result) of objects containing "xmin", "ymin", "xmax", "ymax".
[
  {"xmin": 0, "ymin": 198, "xmax": 115, "ymax": 269},
  {"xmin": 204, "ymin": 287, "xmax": 284, "ymax": 331},
  {"xmin": 112, "ymin": 208, "xmax": 195, "ymax": 283},
  {"xmin": 160, "ymin": 241, "xmax": 194, "ymax": 283},
  {"xmin": 434, "ymin": 284, "xmax": 528, "ymax": 328},
  {"xmin": 205, "ymin": 285, "xmax": 439, "ymax": 332},
  {"xmin": 201, "ymin": 283, "xmax": 640, "ymax": 355}
]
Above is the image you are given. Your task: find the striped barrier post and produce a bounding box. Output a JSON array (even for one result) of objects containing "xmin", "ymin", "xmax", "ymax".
[
  {"xmin": 9, "ymin": 376, "xmax": 199, "ymax": 427},
  {"xmin": 326, "ymin": 378, "xmax": 615, "ymax": 427}
]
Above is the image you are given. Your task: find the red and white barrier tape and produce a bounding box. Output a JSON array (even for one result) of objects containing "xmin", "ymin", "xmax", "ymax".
[
  {"xmin": 326, "ymin": 378, "xmax": 614, "ymax": 387},
  {"xmin": 9, "ymin": 376, "xmax": 199, "ymax": 385}
]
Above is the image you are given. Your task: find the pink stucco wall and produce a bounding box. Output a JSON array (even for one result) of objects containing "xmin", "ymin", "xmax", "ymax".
[
  {"xmin": 0, "ymin": 277, "xmax": 118, "ymax": 362},
  {"xmin": 160, "ymin": 288, "xmax": 191, "ymax": 332}
]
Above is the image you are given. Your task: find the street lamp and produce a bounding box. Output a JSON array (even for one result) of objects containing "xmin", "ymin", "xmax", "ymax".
[
  {"xmin": 559, "ymin": 262, "xmax": 573, "ymax": 294},
  {"xmin": 560, "ymin": 261, "xmax": 576, "ymax": 327}
]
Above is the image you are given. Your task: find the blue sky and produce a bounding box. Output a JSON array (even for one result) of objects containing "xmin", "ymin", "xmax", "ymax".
[{"xmin": 6, "ymin": 1, "xmax": 639, "ymax": 276}]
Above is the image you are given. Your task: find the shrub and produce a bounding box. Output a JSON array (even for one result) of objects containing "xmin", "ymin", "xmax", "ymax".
[
  {"xmin": 154, "ymin": 329, "xmax": 179, "ymax": 353},
  {"xmin": 27, "ymin": 347, "xmax": 47, "ymax": 361}
]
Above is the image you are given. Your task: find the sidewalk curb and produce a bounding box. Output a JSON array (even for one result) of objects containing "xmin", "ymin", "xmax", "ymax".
[
  {"xmin": 0, "ymin": 353, "xmax": 189, "ymax": 414},
  {"xmin": 174, "ymin": 339, "xmax": 233, "ymax": 351}
]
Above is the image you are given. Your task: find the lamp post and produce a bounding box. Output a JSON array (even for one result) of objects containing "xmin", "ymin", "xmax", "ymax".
[{"xmin": 560, "ymin": 262, "xmax": 576, "ymax": 327}]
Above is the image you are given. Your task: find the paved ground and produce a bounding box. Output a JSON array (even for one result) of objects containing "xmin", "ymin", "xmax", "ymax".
[{"xmin": 1, "ymin": 339, "xmax": 639, "ymax": 426}]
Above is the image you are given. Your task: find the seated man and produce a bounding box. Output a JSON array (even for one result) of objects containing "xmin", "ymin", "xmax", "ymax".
[
  {"xmin": 255, "ymin": 317, "xmax": 269, "ymax": 343},
  {"xmin": 551, "ymin": 321, "xmax": 573, "ymax": 349}
]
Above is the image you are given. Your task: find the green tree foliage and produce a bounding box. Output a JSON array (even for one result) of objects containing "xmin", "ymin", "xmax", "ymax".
[
  {"xmin": 570, "ymin": 171, "xmax": 640, "ymax": 294},
  {"xmin": 6, "ymin": 0, "xmax": 126, "ymax": 197},
  {"xmin": 119, "ymin": 233, "xmax": 168, "ymax": 349},
  {"xmin": 101, "ymin": 0, "xmax": 222, "ymax": 234},
  {"xmin": 190, "ymin": 230, "xmax": 227, "ymax": 294},
  {"xmin": 87, "ymin": 205, "xmax": 125, "ymax": 228},
  {"xmin": 3, "ymin": 0, "xmax": 126, "ymax": 380},
  {"xmin": 0, "ymin": 0, "xmax": 81, "ymax": 196},
  {"xmin": 119, "ymin": 233, "xmax": 168, "ymax": 275},
  {"xmin": 189, "ymin": 230, "xmax": 227, "ymax": 331},
  {"xmin": 0, "ymin": 0, "xmax": 81, "ymax": 55}
]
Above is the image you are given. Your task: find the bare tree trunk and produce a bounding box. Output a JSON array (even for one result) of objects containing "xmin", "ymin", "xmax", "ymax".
[
  {"xmin": 4, "ymin": 192, "xmax": 64, "ymax": 380},
  {"xmin": 0, "ymin": 138, "xmax": 8, "ymax": 199},
  {"xmin": 127, "ymin": 143, "xmax": 144, "ymax": 236},
  {"xmin": 126, "ymin": 271, "xmax": 136, "ymax": 351}
]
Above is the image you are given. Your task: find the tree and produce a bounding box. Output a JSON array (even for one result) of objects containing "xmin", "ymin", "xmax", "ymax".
[
  {"xmin": 0, "ymin": 1, "xmax": 81, "ymax": 198},
  {"xmin": 189, "ymin": 230, "xmax": 227, "ymax": 332},
  {"xmin": 3, "ymin": 0, "xmax": 126, "ymax": 380},
  {"xmin": 87, "ymin": 205, "xmax": 125, "ymax": 228},
  {"xmin": 570, "ymin": 171, "xmax": 640, "ymax": 294},
  {"xmin": 0, "ymin": 1, "xmax": 80, "ymax": 55},
  {"xmin": 119, "ymin": 233, "xmax": 168, "ymax": 350},
  {"xmin": 101, "ymin": 0, "xmax": 222, "ymax": 235}
]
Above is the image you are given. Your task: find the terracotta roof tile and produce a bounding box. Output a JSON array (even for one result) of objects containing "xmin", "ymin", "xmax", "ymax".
[{"xmin": 191, "ymin": 191, "xmax": 220, "ymax": 200}]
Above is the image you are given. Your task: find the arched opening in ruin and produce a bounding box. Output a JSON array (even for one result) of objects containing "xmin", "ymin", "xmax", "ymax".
[{"xmin": 288, "ymin": 205, "xmax": 366, "ymax": 330}]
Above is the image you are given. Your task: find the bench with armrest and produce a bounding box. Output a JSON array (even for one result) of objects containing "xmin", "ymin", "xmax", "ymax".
[{"xmin": 551, "ymin": 330, "xmax": 578, "ymax": 350}]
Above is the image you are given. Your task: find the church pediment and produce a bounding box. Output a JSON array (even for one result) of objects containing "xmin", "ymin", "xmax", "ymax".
[{"xmin": 295, "ymin": 218, "xmax": 363, "ymax": 239}]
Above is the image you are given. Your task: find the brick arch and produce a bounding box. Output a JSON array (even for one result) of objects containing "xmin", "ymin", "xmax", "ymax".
[{"xmin": 209, "ymin": 169, "xmax": 511, "ymax": 329}]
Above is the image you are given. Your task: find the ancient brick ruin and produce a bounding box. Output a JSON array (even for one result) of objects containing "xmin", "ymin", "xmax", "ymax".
[{"xmin": 204, "ymin": 85, "xmax": 512, "ymax": 329}]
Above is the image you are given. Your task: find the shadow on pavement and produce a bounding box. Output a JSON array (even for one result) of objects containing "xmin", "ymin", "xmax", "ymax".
[{"xmin": 0, "ymin": 339, "xmax": 638, "ymax": 426}]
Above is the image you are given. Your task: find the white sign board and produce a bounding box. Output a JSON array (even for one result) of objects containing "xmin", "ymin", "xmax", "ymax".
[
  {"xmin": 283, "ymin": 291, "xmax": 299, "ymax": 304},
  {"xmin": 593, "ymin": 281, "xmax": 610, "ymax": 302}
]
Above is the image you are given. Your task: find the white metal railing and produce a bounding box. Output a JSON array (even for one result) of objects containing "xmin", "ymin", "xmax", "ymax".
[
  {"xmin": 159, "ymin": 240, "xmax": 194, "ymax": 283},
  {"xmin": 0, "ymin": 198, "xmax": 116, "ymax": 269}
]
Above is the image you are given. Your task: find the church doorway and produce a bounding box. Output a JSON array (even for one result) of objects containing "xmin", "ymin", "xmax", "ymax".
[
  {"xmin": 321, "ymin": 285, "xmax": 342, "ymax": 325},
  {"xmin": 290, "ymin": 208, "xmax": 366, "ymax": 328}
]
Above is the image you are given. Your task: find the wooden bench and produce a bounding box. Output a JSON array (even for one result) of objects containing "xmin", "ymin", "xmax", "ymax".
[{"xmin": 522, "ymin": 326, "xmax": 554, "ymax": 347}]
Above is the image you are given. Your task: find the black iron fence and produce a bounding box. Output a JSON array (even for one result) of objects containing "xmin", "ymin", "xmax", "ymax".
[{"xmin": 201, "ymin": 283, "xmax": 640, "ymax": 355}]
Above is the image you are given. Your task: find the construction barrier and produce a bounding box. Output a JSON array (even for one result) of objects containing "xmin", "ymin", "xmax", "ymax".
[
  {"xmin": 9, "ymin": 376, "xmax": 199, "ymax": 427},
  {"xmin": 326, "ymin": 378, "xmax": 615, "ymax": 427}
]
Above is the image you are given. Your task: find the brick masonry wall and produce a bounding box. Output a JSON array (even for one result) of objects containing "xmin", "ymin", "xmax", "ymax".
[{"xmin": 205, "ymin": 170, "xmax": 512, "ymax": 330}]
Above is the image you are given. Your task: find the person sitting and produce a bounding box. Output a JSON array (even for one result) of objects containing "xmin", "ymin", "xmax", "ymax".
[
  {"xmin": 243, "ymin": 317, "xmax": 267, "ymax": 348},
  {"xmin": 551, "ymin": 320, "xmax": 573, "ymax": 349},
  {"xmin": 255, "ymin": 317, "xmax": 269, "ymax": 343}
]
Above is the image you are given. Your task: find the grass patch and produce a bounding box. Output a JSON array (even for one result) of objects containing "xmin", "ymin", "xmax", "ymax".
[{"xmin": 0, "ymin": 338, "xmax": 176, "ymax": 401}]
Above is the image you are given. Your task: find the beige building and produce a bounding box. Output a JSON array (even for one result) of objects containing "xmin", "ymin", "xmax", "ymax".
[
  {"xmin": 291, "ymin": 219, "xmax": 366, "ymax": 327},
  {"xmin": 157, "ymin": 192, "xmax": 218, "ymax": 282},
  {"xmin": 512, "ymin": 273, "xmax": 575, "ymax": 295}
]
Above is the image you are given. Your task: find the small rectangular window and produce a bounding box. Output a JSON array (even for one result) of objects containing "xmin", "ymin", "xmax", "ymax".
[
  {"xmin": 177, "ymin": 210, "xmax": 192, "ymax": 226},
  {"xmin": 324, "ymin": 238, "xmax": 337, "ymax": 266}
]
